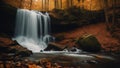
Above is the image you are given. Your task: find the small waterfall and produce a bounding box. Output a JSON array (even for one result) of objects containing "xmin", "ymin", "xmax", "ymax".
[{"xmin": 13, "ymin": 9, "xmax": 54, "ymax": 52}]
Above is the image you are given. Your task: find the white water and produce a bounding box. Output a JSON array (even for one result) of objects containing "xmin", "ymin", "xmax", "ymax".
[{"xmin": 13, "ymin": 9, "xmax": 54, "ymax": 52}]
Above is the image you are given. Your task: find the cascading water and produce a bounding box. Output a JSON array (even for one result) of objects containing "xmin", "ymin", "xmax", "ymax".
[{"xmin": 13, "ymin": 9, "xmax": 54, "ymax": 52}]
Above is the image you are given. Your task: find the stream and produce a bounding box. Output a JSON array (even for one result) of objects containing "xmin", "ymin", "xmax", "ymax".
[{"xmin": 28, "ymin": 51, "xmax": 120, "ymax": 68}]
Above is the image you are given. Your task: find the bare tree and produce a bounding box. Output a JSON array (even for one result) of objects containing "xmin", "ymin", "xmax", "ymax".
[
  {"xmin": 67, "ymin": 0, "xmax": 69, "ymax": 8},
  {"xmin": 30, "ymin": 0, "xmax": 33, "ymax": 10},
  {"xmin": 60, "ymin": 0, "xmax": 62, "ymax": 9},
  {"xmin": 112, "ymin": 0, "xmax": 116, "ymax": 26},
  {"xmin": 45, "ymin": 0, "xmax": 49, "ymax": 11},
  {"xmin": 103, "ymin": 0, "xmax": 110, "ymax": 29},
  {"xmin": 54, "ymin": 0, "xmax": 57, "ymax": 9},
  {"xmin": 44, "ymin": 0, "xmax": 46, "ymax": 11},
  {"xmin": 48, "ymin": 0, "xmax": 49, "ymax": 11},
  {"xmin": 78, "ymin": 0, "xmax": 81, "ymax": 2},
  {"xmin": 66, "ymin": 0, "xmax": 72, "ymax": 8},
  {"xmin": 81, "ymin": 0, "xmax": 84, "ymax": 9},
  {"xmin": 54, "ymin": 0, "xmax": 60, "ymax": 9},
  {"xmin": 99, "ymin": 0, "xmax": 103, "ymax": 9},
  {"xmin": 70, "ymin": 0, "xmax": 72, "ymax": 7},
  {"xmin": 41, "ymin": 0, "xmax": 44, "ymax": 11},
  {"xmin": 19, "ymin": 0, "xmax": 23, "ymax": 8},
  {"xmin": 90, "ymin": 0, "xmax": 92, "ymax": 10}
]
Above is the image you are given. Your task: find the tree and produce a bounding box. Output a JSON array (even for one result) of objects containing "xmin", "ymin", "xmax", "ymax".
[
  {"xmin": 90, "ymin": 0, "xmax": 92, "ymax": 10},
  {"xmin": 54, "ymin": 0, "xmax": 63, "ymax": 9},
  {"xmin": 44, "ymin": 0, "xmax": 50, "ymax": 11},
  {"xmin": 30, "ymin": 0, "xmax": 33, "ymax": 10},
  {"xmin": 47, "ymin": 0, "xmax": 49, "ymax": 11},
  {"xmin": 60, "ymin": 0, "xmax": 62, "ymax": 9},
  {"xmin": 70, "ymin": 0, "xmax": 73, "ymax": 7},
  {"xmin": 103, "ymin": 0, "xmax": 110, "ymax": 29},
  {"xmin": 99, "ymin": 0, "xmax": 103, "ymax": 9},
  {"xmin": 67, "ymin": 0, "xmax": 69, "ymax": 8},
  {"xmin": 54, "ymin": 0, "xmax": 57, "ymax": 9},
  {"xmin": 81, "ymin": 0, "xmax": 84, "ymax": 9},
  {"xmin": 66, "ymin": 0, "xmax": 72, "ymax": 8},
  {"xmin": 42, "ymin": 0, "xmax": 43, "ymax": 10},
  {"xmin": 112, "ymin": 0, "xmax": 116, "ymax": 26},
  {"xmin": 19, "ymin": 0, "xmax": 23, "ymax": 8}
]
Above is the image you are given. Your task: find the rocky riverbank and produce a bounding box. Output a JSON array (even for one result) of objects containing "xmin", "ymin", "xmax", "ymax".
[
  {"xmin": 0, "ymin": 33, "xmax": 32, "ymax": 57},
  {"xmin": 0, "ymin": 52, "xmax": 120, "ymax": 68}
]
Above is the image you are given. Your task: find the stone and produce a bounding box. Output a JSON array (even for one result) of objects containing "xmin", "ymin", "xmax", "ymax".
[
  {"xmin": 0, "ymin": 34, "xmax": 32, "ymax": 57},
  {"xmin": 44, "ymin": 42, "xmax": 67, "ymax": 51},
  {"xmin": 76, "ymin": 34, "xmax": 101, "ymax": 52},
  {"xmin": 15, "ymin": 50, "xmax": 32, "ymax": 57},
  {"xmin": 53, "ymin": 63, "xmax": 62, "ymax": 68},
  {"xmin": 86, "ymin": 60, "xmax": 98, "ymax": 64},
  {"xmin": 15, "ymin": 62, "xmax": 21, "ymax": 67}
]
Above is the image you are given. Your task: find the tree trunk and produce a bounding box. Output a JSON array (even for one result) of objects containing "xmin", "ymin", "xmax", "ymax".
[
  {"xmin": 57, "ymin": 0, "xmax": 59, "ymax": 9},
  {"xmin": 45, "ymin": 0, "xmax": 48, "ymax": 11},
  {"xmin": 19, "ymin": 0, "xmax": 23, "ymax": 8},
  {"xmin": 81, "ymin": 0, "xmax": 84, "ymax": 9},
  {"xmin": 44, "ymin": 0, "xmax": 46, "ymax": 11},
  {"xmin": 112, "ymin": 0, "xmax": 116, "ymax": 26},
  {"xmin": 90, "ymin": 0, "xmax": 92, "ymax": 10},
  {"xmin": 54, "ymin": 0, "xmax": 57, "ymax": 9},
  {"xmin": 43, "ymin": 0, "xmax": 45, "ymax": 11},
  {"xmin": 48, "ymin": 0, "xmax": 49, "ymax": 11},
  {"xmin": 99, "ymin": 0, "xmax": 103, "ymax": 9},
  {"xmin": 59, "ymin": 0, "xmax": 62, "ymax": 9},
  {"xmin": 42, "ymin": 0, "xmax": 44, "ymax": 11},
  {"xmin": 30, "ymin": 0, "xmax": 33, "ymax": 10},
  {"xmin": 45, "ymin": 0, "xmax": 49, "ymax": 11},
  {"xmin": 67, "ymin": 0, "xmax": 69, "ymax": 8},
  {"xmin": 103, "ymin": 0, "xmax": 110, "ymax": 29},
  {"xmin": 60, "ymin": 0, "xmax": 62, "ymax": 9},
  {"xmin": 70, "ymin": 0, "xmax": 72, "ymax": 7}
]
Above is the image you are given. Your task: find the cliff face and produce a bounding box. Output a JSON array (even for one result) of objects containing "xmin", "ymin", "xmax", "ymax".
[
  {"xmin": 3, "ymin": 0, "xmax": 120, "ymax": 11},
  {"xmin": 0, "ymin": 1, "xmax": 17, "ymax": 36}
]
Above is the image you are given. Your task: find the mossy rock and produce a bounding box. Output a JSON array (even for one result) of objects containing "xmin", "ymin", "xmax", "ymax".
[{"xmin": 76, "ymin": 34, "xmax": 101, "ymax": 52}]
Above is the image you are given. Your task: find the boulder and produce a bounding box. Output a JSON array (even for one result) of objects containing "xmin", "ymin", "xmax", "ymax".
[
  {"xmin": 76, "ymin": 34, "xmax": 101, "ymax": 52},
  {"xmin": 44, "ymin": 42, "xmax": 67, "ymax": 51},
  {"xmin": 9, "ymin": 45, "xmax": 32, "ymax": 57},
  {"xmin": 0, "ymin": 34, "xmax": 32, "ymax": 57}
]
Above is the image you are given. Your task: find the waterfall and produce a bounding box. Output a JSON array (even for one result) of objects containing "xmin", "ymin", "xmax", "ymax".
[{"xmin": 13, "ymin": 9, "xmax": 54, "ymax": 52}]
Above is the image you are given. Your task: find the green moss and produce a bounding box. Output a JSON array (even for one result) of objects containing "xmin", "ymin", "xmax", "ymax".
[{"xmin": 76, "ymin": 34, "xmax": 101, "ymax": 52}]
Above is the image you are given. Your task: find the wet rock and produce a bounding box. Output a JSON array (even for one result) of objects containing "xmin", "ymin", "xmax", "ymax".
[
  {"xmin": 0, "ymin": 34, "xmax": 32, "ymax": 57},
  {"xmin": 39, "ymin": 58, "xmax": 51, "ymax": 68},
  {"xmin": 44, "ymin": 42, "xmax": 67, "ymax": 51},
  {"xmin": 53, "ymin": 63, "xmax": 62, "ymax": 68},
  {"xmin": 28, "ymin": 62, "xmax": 38, "ymax": 68},
  {"xmin": 15, "ymin": 61, "xmax": 21, "ymax": 67},
  {"xmin": 70, "ymin": 48, "xmax": 77, "ymax": 52},
  {"xmin": 10, "ymin": 40, "xmax": 20, "ymax": 46},
  {"xmin": 86, "ymin": 60, "xmax": 98, "ymax": 64},
  {"xmin": 15, "ymin": 50, "xmax": 32, "ymax": 57},
  {"xmin": 76, "ymin": 34, "xmax": 101, "ymax": 52},
  {"xmin": 64, "ymin": 46, "xmax": 82, "ymax": 53},
  {"xmin": 8, "ymin": 44, "xmax": 32, "ymax": 57}
]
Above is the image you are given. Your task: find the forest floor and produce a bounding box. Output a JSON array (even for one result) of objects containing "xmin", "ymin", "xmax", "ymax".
[{"xmin": 54, "ymin": 22, "xmax": 120, "ymax": 52}]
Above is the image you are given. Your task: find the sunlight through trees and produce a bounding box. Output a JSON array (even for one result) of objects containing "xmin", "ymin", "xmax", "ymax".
[{"xmin": 3, "ymin": 0, "xmax": 120, "ymax": 11}]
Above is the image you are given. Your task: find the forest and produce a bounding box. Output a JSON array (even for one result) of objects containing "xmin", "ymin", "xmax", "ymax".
[{"xmin": 0, "ymin": 0, "xmax": 120, "ymax": 68}]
